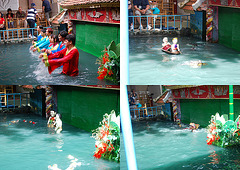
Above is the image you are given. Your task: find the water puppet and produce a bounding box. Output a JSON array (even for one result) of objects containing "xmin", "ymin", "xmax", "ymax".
[
  {"xmin": 47, "ymin": 110, "xmax": 56, "ymax": 128},
  {"xmin": 162, "ymin": 37, "xmax": 181, "ymax": 55},
  {"xmin": 171, "ymin": 38, "xmax": 181, "ymax": 54},
  {"xmin": 39, "ymin": 34, "xmax": 59, "ymax": 59},
  {"xmin": 42, "ymin": 34, "xmax": 79, "ymax": 76},
  {"xmin": 182, "ymin": 60, "xmax": 207, "ymax": 68},
  {"xmin": 161, "ymin": 37, "xmax": 171, "ymax": 52},
  {"xmin": 45, "ymin": 30, "xmax": 67, "ymax": 55},
  {"xmin": 189, "ymin": 123, "xmax": 200, "ymax": 132},
  {"xmin": 54, "ymin": 114, "xmax": 62, "ymax": 134},
  {"xmin": 32, "ymin": 28, "xmax": 53, "ymax": 52},
  {"xmin": 30, "ymin": 28, "xmax": 47, "ymax": 51},
  {"xmin": 32, "ymin": 25, "xmax": 43, "ymax": 45}
]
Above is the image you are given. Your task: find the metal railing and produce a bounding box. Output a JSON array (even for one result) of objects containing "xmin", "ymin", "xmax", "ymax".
[
  {"xmin": 0, "ymin": 27, "xmax": 49, "ymax": 42},
  {"xmin": 130, "ymin": 105, "xmax": 165, "ymax": 119},
  {"xmin": 0, "ymin": 28, "xmax": 39, "ymax": 41},
  {"xmin": 129, "ymin": 14, "xmax": 190, "ymax": 32},
  {"xmin": 0, "ymin": 93, "xmax": 30, "ymax": 109}
]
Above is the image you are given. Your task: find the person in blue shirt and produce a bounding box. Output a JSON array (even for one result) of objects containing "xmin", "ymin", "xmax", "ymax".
[
  {"xmin": 46, "ymin": 30, "xmax": 68, "ymax": 55},
  {"xmin": 42, "ymin": 0, "xmax": 52, "ymax": 26}
]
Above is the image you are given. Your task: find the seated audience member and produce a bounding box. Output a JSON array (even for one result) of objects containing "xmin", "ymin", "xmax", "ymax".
[
  {"xmin": 0, "ymin": 12, "xmax": 6, "ymax": 39},
  {"xmin": 133, "ymin": 0, "xmax": 152, "ymax": 30},
  {"xmin": 16, "ymin": 7, "xmax": 27, "ymax": 27},
  {"xmin": 6, "ymin": 8, "xmax": 14, "ymax": 28}
]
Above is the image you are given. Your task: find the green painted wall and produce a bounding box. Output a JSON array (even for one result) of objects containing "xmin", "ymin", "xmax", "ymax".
[
  {"xmin": 180, "ymin": 99, "xmax": 240, "ymax": 127},
  {"xmin": 76, "ymin": 22, "xmax": 120, "ymax": 57},
  {"xmin": 56, "ymin": 86, "xmax": 120, "ymax": 132},
  {"xmin": 219, "ymin": 7, "xmax": 240, "ymax": 51}
]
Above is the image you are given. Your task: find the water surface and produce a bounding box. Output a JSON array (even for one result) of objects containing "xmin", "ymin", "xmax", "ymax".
[
  {"xmin": 121, "ymin": 121, "xmax": 240, "ymax": 169},
  {"xmin": 0, "ymin": 113, "xmax": 119, "ymax": 170},
  {"xmin": 0, "ymin": 43, "xmax": 115, "ymax": 85},
  {"xmin": 129, "ymin": 35, "xmax": 240, "ymax": 84}
]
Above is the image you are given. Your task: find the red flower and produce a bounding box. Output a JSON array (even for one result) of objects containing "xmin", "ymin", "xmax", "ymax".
[
  {"xmin": 108, "ymin": 70, "xmax": 113, "ymax": 76},
  {"xmin": 102, "ymin": 56, "xmax": 110, "ymax": 64},
  {"xmin": 108, "ymin": 147, "xmax": 113, "ymax": 152},
  {"xmin": 97, "ymin": 68, "xmax": 108, "ymax": 79}
]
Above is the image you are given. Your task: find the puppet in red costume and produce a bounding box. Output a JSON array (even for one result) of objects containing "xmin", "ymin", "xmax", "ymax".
[{"xmin": 42, "ymin": 34, "xmax": 79, "ymax": 76}]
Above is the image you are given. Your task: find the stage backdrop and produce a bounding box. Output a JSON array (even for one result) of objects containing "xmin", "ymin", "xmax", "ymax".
[{"xmin": 0, "ymin": 0, "xmax": 19, "ymax": 11}]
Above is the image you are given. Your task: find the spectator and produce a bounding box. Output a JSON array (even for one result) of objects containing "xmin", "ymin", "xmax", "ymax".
[
  {"xmin": 6, "ymin": 8, "xmax": 14, "ymax": 28},
  {"xmin": 128, "ymin": 0, "xmax": 134, "ymax": 31},
  {"xmin": 42, "ymin": 0, "xmax": 52, "ymax": 26},
  {"xmin": 133, "ymin": 0, "xmax": 152, "ymax": 30},
  {"xmin": 16, "ymin": 7, "xmax": 27, "ymax": 27},
  {"xmin": 0, "ymin": 12, "xmax": 6, "ymax": 39},
  {"xmin": 27, "ymin": 3, "xmax": 40, "ymax": 38}
]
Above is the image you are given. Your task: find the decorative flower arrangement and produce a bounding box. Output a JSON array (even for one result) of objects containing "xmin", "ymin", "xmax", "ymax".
[
  {"xmin": 97, "ymin": 41, "xmax": 120, "ymax": 84},
  {"xmin": 92, "ymin": 110, "xmax": 120, "ymax": 162},
  {"xmin": 207, "ymin": 113, "xmax": 240, "ymax": 147}
]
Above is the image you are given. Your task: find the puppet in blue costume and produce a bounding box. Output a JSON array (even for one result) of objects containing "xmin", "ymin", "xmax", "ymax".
[
  {"xmin": 32, "ymin": 25, "xmax": 43, "ymax": 45},
  {"xmin": 46, "ymin": 30, "xmax": 68, "ymax": 55},
  {"xmin": 30, "ymin": 28, "xmax": 47, "ymax": 51},
  {"xmin": 33, "ymin": 28, "xmax": 53, "ymax": 52}
]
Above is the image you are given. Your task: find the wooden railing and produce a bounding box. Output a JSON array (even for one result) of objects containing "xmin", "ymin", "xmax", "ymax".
[{"xmin": 2, "ymin": 12, "xmax": 48, "ymax": 30}]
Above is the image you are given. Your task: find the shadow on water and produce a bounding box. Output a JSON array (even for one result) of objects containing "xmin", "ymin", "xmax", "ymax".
[{"xmin": 155, "ymin": 146, "xmax": 240, "ymax": 170}]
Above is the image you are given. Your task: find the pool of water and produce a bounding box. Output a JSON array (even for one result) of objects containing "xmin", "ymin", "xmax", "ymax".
[
  {"xmin": 129, "ymin": 35, "xmax": 240, "ymax": 84},
  {"xmin": 0, "ymin": 43, "xmax": 116, "ymax": 85},
  {"xmin": 0, "ymin": 113, "xmax": 119, "ymax": 170},
  {"xmin": 121, "ymin": 120, "xmax": 240, "ymax": 169}
]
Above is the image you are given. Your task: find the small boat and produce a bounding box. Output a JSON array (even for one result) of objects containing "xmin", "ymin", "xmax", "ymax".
[{"xmin": 161, "ymin": 48, "xmax": 181, "ymax": 55}]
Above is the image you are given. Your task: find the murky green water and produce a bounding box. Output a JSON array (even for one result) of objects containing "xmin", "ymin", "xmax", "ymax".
[
  {"xmin": 129, "ymin": 35, "xmax": 240, "ymax": 84},
  {"xmin": 0, "ymin": 43, "xmax": 116, "ymax": 85},
  {"xmin": 121, "ymin": 121, "xmax": 240, "ymax": 169},
  {"xmin": 0, "ymin": 113, "xmax": 119, "ymax": 170}
]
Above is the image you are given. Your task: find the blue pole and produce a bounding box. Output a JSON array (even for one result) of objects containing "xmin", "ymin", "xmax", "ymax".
[
  {"xmin": 167, "ymin": 16, "xmax": 169, "ymax": 31},
  {"xmin": 14, "ymin": 94, "xmax": 15, "ymax": 108},
  {"xmin": 174, "ymin": 16, "xmax": 175, "ymax": 30},
  {"xmin": 20, "ymin": 94, "xmax": 21, "ymax": 106},
  {"xmin": 180, "ymin": 16, "xmax": 182, "ymax": 30},
  {"xmin": 121, "ymin": 0, "xmax": 137, "ymax": 169},
  {"xmin": 7, "ymin": 95, "xmax": 8, "ymax": 108}
]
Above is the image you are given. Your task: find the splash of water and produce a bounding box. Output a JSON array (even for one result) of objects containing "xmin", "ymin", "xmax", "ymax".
[
  {"xmin": 48, "ymin": 155, "xmax": 81, "ymax": 170},
  {"xmin": 33, "ymin": 61, "xmax": 52, "ymax": 82}
]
